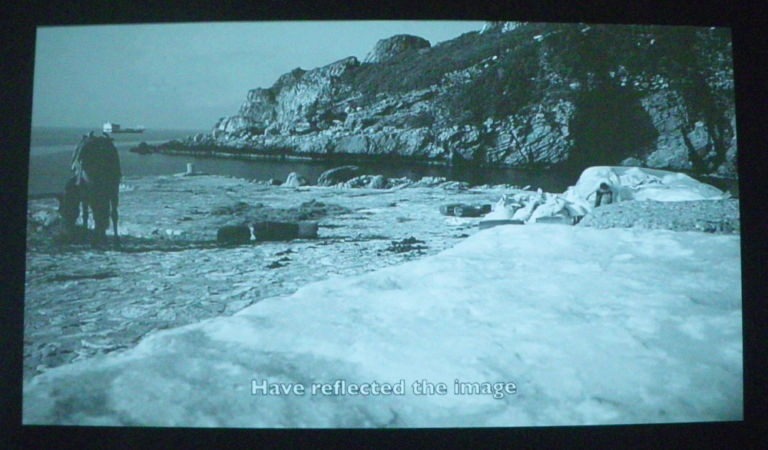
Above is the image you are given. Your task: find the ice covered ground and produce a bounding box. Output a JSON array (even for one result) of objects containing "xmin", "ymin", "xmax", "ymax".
[
  {"xmin": 23, "ymin": 223, "xmax": 742, "ymax": 427},
  {"xmin": 486, "ymin": 166, "xmax": 731, "ymax": 224},
  {"xmin": 565, "ymin": 166, "xmax": 728, "ymax": 204},
  {"xmin": 24, "ymin": 175, "xmax": 505, "ymax": 380}
]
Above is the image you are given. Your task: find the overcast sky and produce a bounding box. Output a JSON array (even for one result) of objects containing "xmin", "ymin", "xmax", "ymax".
[{"xmin": 32, "ymin": 21, "xmax": 485, "ymax": 130}]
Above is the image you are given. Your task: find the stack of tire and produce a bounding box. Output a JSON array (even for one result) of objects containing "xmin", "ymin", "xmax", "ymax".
[{"xmin": 439, "ymin": 203, "xmax": 492, "ymax": 217}]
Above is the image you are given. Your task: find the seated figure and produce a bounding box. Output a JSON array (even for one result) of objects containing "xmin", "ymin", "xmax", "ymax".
[{"xmin": 594, "ymin": 182, "xmax": 613, "ymax": 207}]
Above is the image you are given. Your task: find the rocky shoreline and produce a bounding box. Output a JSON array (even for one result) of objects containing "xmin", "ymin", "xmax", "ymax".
[
  {"xmin": 24, "ymin": 173, "xmax": 739, "ymax": 382},
  {"xmin": 132, "ymin": 142, "xmax": 740, "ymax": 196}
]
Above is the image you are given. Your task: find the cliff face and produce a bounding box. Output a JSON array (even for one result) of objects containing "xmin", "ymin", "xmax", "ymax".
[{"xmin": 189, "ymin": 24, "xmax": 736, "ymax": 177}]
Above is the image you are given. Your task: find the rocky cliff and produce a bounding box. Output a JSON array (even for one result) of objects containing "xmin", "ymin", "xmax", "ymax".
[{"xmin": 170, "ymin": 23, "xmax": 737, "ymax": 177}]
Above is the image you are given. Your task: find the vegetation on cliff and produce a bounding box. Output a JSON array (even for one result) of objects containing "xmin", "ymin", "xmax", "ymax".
[{"xmin": 178, "ymin": 22, "xmax": 736, "ymax": 177}]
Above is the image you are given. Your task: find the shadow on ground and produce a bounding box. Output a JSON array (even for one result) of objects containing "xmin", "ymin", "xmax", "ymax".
[{"xmin": 27, "ymin": 227, "xmax": 221, "ymax": 254}]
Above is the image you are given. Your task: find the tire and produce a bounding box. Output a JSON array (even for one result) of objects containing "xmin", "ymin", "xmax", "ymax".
[
  {"xmin": 217, "ymin": 225, "xmax": 252, "ymax": 245},
  {"xmin": 252, "ymin": 221, "xmax": 300, "ymax": 241}
]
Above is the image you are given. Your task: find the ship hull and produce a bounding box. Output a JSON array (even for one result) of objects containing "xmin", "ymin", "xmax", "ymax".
[
  {"xmin": 103, "ymin": 122, "xmax": 145, "ymax": 134},
  {"xmin": 110, "ymin": 129, "xmax": 144, "ymax": 134}
]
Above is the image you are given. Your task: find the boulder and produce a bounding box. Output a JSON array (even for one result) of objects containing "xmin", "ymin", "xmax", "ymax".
[
  {"xmin": 412, "ymin": 176, "xmax": 447, "ymax": 187},
  {"xmin": 439, "ymin": 181, "xmax": 470, "ymax": 190},
  {"xmin": 385, "ymin": 177, "xmax": 413, "ymax": 189},
  {"xmin": 620, "ymin": 157, "xmax": 643, "ymax": 167},
  {"xmin": 30, "ymin": 209, "xmax": 60, "ymax": 230},
  {"xmin": 511, "ymin": 201, "xmax": 540, "ymax": 222},
  {"xmin": 367, "ymin": 175, "xmax": 387, "ymax": 189},
  {"xmin": 482, "ymin": 205, "xmax": 517, "ymax": 221},
  {"xmin": 282, "ymin": 172, "xmax": 308, "ymax": 187},
  {"xmin": 129, "ymin": 142, "xmax": 153, "ymax": 155},
  {"xmin": 364, "ymin": 34, "xmax": 431, "ymax": 64},
  {"xmin": 528, "ymin": 196, "xmax": 569, "ymax": 223},
  {"xmin": 342, "ymin": 175, "xmax": 373, "ymax": 189},
  {"xmin": 317, "ymin": 166, "xmax": 359, "ymax": 186}
]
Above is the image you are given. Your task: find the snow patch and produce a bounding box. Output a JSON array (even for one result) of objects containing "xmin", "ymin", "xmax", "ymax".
[
  {"xmin": 564, "ymin": 166, "xmax": 725, "ymax": 209},
  {"xmin": 23, "ymin": 225, "xmax": 741, "ymax": 427},
  {"xmin": 488, "ymin": 166, "xmax": 728, "ymax": 225}
]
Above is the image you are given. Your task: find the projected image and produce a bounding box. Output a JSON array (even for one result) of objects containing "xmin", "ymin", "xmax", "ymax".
[{"xmin": 23, "ymin": 21, "xmax": 741, "ymax": 427}]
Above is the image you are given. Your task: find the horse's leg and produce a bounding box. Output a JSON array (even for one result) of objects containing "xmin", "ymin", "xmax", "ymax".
[
  {"xmin": 79, "ymin": 198, "xmax": 89, "ymax": 244},
  {"xmin": 81, "ymin": 198, "xmax": 89, "ymax": 232},
  {"xmin": 90, "ymin": 194, "xmax": 108, "ymax": 247},
  {"xmin": 111, "ymin": 193, "xmax": 120, "ymax": 248}
]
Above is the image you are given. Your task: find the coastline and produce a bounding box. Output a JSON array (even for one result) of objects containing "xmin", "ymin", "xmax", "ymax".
[
  {"xmin": 149, "ymin": 143, "xmax": 481, "ymax": 168},
  {"xmin": 142, "ymin": 141, "xmax": 741, "ymax": 195}
]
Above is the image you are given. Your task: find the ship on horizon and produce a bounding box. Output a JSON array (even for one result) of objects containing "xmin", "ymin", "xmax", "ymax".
[{"xmin": 103, "ymin": 122, "xmax": 145, "ymax": 134}]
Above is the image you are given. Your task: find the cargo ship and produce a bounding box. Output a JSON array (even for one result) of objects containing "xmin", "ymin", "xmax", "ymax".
[{"xmin": 103, "ymin": 122, "xmax": 145, "ymax": 134}]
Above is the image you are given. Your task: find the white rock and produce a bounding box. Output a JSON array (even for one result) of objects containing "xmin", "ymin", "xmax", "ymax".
[{"xmin": 282, "ymin": 172, "xmax": 308, "ymax": 187}]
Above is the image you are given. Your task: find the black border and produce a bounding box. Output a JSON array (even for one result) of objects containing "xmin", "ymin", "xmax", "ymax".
[{"xmin": 3, "ymin": 0, "xmax": 765, "ymax": 447}]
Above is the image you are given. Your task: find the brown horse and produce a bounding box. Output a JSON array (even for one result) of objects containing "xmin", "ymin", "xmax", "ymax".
[{"xmin": 69, "ymin": 132, "xmax": 122, "ymax": 247}]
